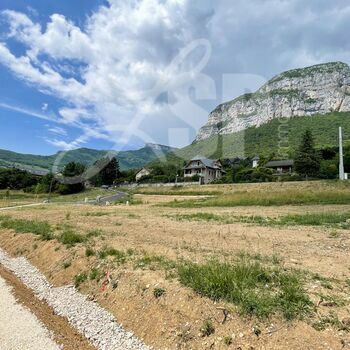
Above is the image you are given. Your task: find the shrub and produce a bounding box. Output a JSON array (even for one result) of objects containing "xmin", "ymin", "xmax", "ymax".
[
  {"xmin": 153, "ymin": 287, "xmax": 166, "ymax": 298},
  {"xmin": 59, "ymin": 229, "xmax": 87, "ymax": 246}
]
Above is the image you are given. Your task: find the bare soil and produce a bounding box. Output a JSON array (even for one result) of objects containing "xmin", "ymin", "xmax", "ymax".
[{"xmin": 1, "ymin": 183, "xmax": 350, "ymax": 349}]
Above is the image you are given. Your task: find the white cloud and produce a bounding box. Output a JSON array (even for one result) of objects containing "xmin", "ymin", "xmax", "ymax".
[
  {"xmin": 0, "ymin": 1, "xmax": 214, "ymax": 149},
  {"xmin": 1, "ymin": 0, "xmax": 350, "ymax": 149}
]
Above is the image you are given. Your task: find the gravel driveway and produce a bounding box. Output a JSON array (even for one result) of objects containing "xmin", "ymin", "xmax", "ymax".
[{"xmin": 0, "ymin": 276, "xmax": 60, "ymax": 350}]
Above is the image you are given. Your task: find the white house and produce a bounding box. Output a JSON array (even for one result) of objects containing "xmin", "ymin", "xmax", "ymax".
[
  {"xmin": 135, "ymin": 168, "xmax": 151, "ymax": 181},
  {"xmin": 252, "ymin": 156, "xmax": 260, "ymax": 168}
]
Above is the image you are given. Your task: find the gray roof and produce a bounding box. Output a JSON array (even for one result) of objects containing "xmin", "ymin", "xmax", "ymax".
[
  {"xmin": 185, "ymin": 156, "xmax": 223, "ymax": 170},
  {"xmin": 265, "ymin": 160, "xmax": 294, "ymax": 167}
]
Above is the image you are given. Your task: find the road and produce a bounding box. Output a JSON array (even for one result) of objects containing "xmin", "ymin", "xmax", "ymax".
[
  {"xmin": 97, "ymin": 191, "xmax": 127, "ymax": 204},
  {"xmin": 0, "ymin": 275, "xmax": 60, "ymax": 350},
  {"xmin": 0, "ymin": 266, "xmax": 96, "ymax": 350}
]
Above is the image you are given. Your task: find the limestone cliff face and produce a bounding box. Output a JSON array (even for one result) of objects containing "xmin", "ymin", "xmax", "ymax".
[{"xmin": 196, "ymin": 62, "xmax": 350, "ymax": 141}]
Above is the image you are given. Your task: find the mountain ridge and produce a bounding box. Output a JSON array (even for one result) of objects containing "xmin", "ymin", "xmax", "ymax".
[
  {"xmin": 0, "ymin": 144, "xmax": 176, "ymax": 173},
  {"xmin": 196, "ymin": 61, "xmax": 350, "ymax": 141}
]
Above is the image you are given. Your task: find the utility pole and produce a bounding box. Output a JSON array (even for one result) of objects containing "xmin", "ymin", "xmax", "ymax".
[{"xmin": 339, "ymin": 127, "xmax": 345, "ymax": 181}]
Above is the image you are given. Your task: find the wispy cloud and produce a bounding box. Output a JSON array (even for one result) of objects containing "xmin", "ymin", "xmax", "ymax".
[
  {"xmin": 47, "ymin": 126, "xmax": 67, "ymax": 136},
  {"xmin": 0, "ymin": 102, "xmax": 58, "ymax": 122}
]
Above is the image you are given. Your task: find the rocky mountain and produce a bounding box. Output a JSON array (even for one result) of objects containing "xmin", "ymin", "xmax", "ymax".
[
  {"xmin": 0, "ymin": 143, "xmax": 176, "ymax": 173},
  {"xmin": 196, "ymin": 62, "xmax": 350, "ymax": 141}
]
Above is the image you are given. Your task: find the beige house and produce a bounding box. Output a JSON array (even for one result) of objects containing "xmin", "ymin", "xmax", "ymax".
[
  {"xmin": 135, "ymin": 168, "xmax": 151, "ymax": 181},
  {"xmin": 184, "ymin": 156, "xmax": 225, "ymax": 184}
]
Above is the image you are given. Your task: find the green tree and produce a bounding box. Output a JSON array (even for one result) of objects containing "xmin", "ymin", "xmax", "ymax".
[
  {"xmin": 38, "ymin": 173, "xmax": 58, "ymax": 193},
  {"xmin": 294, "ymin": 130, "xmax": 321, "ymax": 177},
  {"xmin": 58, "ymin": 162, "xmax": 86, "ymax": 194},
  {"xmin": 100, "ymin": 157, "xmax": 119, "ymax": 185},
  {"xmin": 90, "ymin": 157, "xmax": 120, "ymax": 186}
]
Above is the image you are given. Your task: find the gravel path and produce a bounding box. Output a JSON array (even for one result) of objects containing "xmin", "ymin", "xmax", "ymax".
[
  {"xmin": 0, "ymin": 203, "xmax": 49, "ymax": 211},
  {"xmin": 0, "ymin": 248, "xmax": 151, "ymax": 350},
  {"xmin": 0, "ymin": 276, "xmax": 60, "ymax": 350}
]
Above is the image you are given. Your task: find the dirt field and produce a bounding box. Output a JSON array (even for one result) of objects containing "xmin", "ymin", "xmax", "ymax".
[{"xmin": 1, "ymin": 181, "xmax": 350, "ymax": 349}]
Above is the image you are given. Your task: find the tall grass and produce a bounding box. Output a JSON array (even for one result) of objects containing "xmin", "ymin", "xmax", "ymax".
[
  {"xmin": 169, "ymin": 212, "xmax": 231, "ymax": 223},
  {"xmin": 164, "ymin": 189, "xmax": 350, "ymax": 207},
  {"xmin": 132, "ymin": 185, "xmax": 222, "ymax": 196},
  {"xmin": 168, "ymin": 211, "xmax": 350, "ymax": 228},
  {"xmin": 0, "ymin": 216, "xmax": 53, "ymax": 240},
  {"xmin": 177, "ymin": 259, "xmax": 312, "ymax": 319},
  {"xmin": 279, "ymin": 212, "xmax": 350, "ymax": 226}
]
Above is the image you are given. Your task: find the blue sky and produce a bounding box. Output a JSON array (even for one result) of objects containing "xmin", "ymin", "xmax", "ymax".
[{"xmin": 1, "ymin": 0, "xmax": 350, "ymax": 155}]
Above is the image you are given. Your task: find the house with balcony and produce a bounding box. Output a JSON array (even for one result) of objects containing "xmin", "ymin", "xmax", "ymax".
[
  {"xmin": 265, "ymin": 159, "xmax": 294, "ymax": 174},
  {"xmin": 183, "ymin": 156, "xmax": 225, "ymax": 184}
]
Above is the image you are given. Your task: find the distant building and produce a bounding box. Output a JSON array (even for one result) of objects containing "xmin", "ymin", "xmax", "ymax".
[
  {"xmin": 265, "ymin": 160, "xmax": 294, "ymax": 174},
  {"xmin": 184, "ymin": 155, "xmax": 225, "ymax": 184},
  {"xmin": 135, "ymin": 168, "xmax": 151, "ymax": 181},
  {"xmin": 252, "ymin": 156, "xmax": 260, "ymax": 168}
]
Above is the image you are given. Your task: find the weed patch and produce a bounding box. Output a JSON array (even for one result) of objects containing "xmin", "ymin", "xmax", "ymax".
[
  {"xmin": 89, "ymin": 267, "xmax": 102, "ymax": 281},
  {"xmin": 84, "ymin": 212, "xmax": 110, "ymax": 217},
  {"xmin": 0, "ymin": 216, "xmax": 53, "ymax": 240},
  {"xmin": 200, "ymin": 319, "xmax": 215, "ymax": 337},
  {"xmin": 85, "ymin": 247, "xmax": 95, "ymax": 257},
  {"xmin": 177, "ymin": 259, "xmax": 312, "ymax": 320},
  {"xmin": 87, "ymin": 229, "xmax": 103, "ymax": 238},
  {"xmin": 63, "ymin": 260, "xmax": 71, "ymax": 269},
  {"xmin": 59, "ymin": 229, "xmax": 87, "ymax": 246},
  {"xmin": 74, "ymin": 272, "xmax": 87, "ymax": 288},
  {"xmin": 312, "ymin": 311, "xmax": 348, "ymax": 331},
  {"xmin": 163, "ymin": 190, "xmax": 350, "ymax": 207},
  {"xmin": 168, "ymin": 211, "xmax": 350, "ymax": 229},
  {"xmin": 98, "ymin": 246, "xmax": 126, "ymax": 264},
  {"xmin": 168, "ymin": 213, "xmax": 232, "ymax": 224},
  {"xmin": 135, "ymin": 254, "xmax": 176, "ymax": 271}
]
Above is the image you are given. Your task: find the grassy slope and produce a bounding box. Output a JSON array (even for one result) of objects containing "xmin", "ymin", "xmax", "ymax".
[{"xmin": 174, "ymin": 112, "xmax": 350, "ymax": 161}]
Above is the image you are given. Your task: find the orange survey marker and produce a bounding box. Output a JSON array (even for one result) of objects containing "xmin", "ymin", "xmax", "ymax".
[{"xmin": 101, "ymin": 270, "xmax": 111, "ymax": 292}]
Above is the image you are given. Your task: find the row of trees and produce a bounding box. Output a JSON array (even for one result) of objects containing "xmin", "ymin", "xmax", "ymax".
[
  {"xmin": 0, "ymin": 156, "xmax": 121, "ymax": 195},
  {"xmin": 0, "ymin": 168, "xmax": 39, "ymax": 190},
  {"xmin": 1, "ymin": 130, "xmax": 347, "ymax": 192}
]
